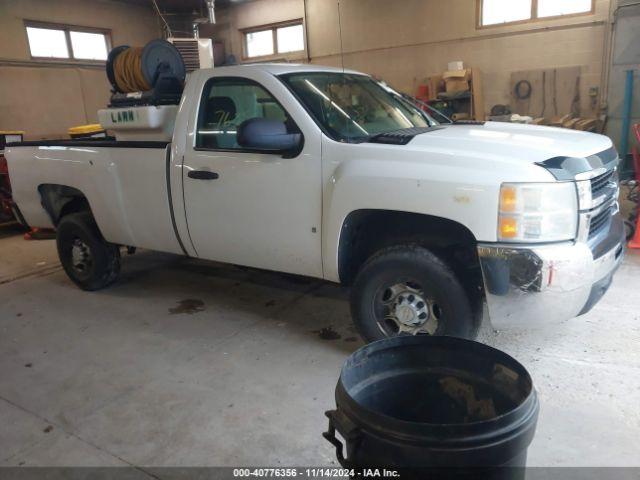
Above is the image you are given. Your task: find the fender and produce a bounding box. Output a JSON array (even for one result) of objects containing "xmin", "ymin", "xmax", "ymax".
[
  {"xmin": 336, "ymin": 208, "xmax": 479, "ymax": 284},
  {"xmin": 322, "ymin": 155, "xmax": 502, "ymax": 282},
  {"xmin": 319, "ymin": 128, "xmax": 561, "ymax": 282},
  {"xmin": 38, "ymin": 184, "xmax": 90, "ymax": 225}
]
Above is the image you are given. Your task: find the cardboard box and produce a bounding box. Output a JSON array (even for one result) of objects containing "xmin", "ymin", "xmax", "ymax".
[
  {"xmin": 443, "ymin": 69, "xmax": 470, "ymax": 94},
  {"xmin": 443, "ymin": 69, "xmax": 470, "ymax": 80},
  {"xmin": 445, "ymin": 79, "xmax": 470, "ymax": 94}
]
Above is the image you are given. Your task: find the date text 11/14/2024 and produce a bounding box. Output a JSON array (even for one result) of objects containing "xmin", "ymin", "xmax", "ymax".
[{"xmin": 233, "ymin": 468, "xmax": 400, "ymax": 478}]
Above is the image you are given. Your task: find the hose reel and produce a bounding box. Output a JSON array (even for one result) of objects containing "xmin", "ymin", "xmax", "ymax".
[{"xmin": 106, "ymin": 39, "xmax": 186, "ymax": 107}]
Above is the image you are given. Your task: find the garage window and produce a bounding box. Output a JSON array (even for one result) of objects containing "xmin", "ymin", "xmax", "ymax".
[
  {"xmin": 25, "ymin": 21, "xmax": 110, "ymax": 61},
  {"xmin": 479, "ymin": 0, "xmax": 594, "ymax": 27},
  {"xmin": 537, "ymin": 0, "xmax": 593, "ymax": 18},
  {"xmin": 243, "ymin": 21, "xmax": 305, "ymax": 59}
]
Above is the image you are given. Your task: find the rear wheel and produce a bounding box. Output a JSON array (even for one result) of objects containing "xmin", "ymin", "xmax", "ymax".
[
  {"xmin": 56, "ymin": 212, "xmax": 120, "ymax": 291},
  {"xmin": 350, "ymin": 245, "xmax": 478, "ymax": 343}
]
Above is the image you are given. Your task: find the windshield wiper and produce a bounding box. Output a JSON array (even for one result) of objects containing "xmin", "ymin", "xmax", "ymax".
[
  {"xmin": 398, "ymin": 93, "xmax": 453, "ymax": 124},
  {"xmin": 366, "ymin": 126, "xmax": 444, "ymax": 145}
]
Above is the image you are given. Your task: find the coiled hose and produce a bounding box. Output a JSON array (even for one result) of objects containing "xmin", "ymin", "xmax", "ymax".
[{"xmin": 112, "ymin": 47, "xmax": 152, "ymax": 93}]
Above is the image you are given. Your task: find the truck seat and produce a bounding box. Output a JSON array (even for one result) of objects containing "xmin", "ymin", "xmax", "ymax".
[{"xmin": 201, "ymin": 96, "xmax": 238, "ymax": 148}]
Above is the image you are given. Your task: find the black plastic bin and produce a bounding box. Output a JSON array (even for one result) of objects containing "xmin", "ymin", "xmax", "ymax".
[{"xmin": 324, "ymin": 336, "xmax": 539, "ymax": 479}]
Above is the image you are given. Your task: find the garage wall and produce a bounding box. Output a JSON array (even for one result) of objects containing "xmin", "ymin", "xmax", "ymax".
[
  {"xmin": 0, "ymin": 0, "xmax": 160, "ymax": 140},
  {"xmin": 606, "ymin": 1, "xmax": 640, "ymax": 161},
  {"xmin": 213, "ymin": 0, "xmax": 612, "ymax": 118}
]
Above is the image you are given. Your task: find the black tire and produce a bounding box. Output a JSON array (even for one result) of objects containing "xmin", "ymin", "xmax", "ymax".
[
  {"xmin": 56, "ymin": 212, "xmax": 120, "ymax": 291},
  {"xmin": 350, "ymin": 245, "xmax": 478, "ymax": 343}
]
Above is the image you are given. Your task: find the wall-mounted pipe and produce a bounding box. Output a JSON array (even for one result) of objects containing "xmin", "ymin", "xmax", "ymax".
[
  {"xmin": 206, "ymin": 0, "xmax": 216, "ymax": 24},
  {"xmin": 303, "ymin": 0, "xmax": 311, "ymax": 62},
  {"xmin": 620, "ymin": 69, "xmax": 635, "ymax": 161},
  {"xmin": 599, "ymin": 0, "xmax": 617, "ymax": 110}
]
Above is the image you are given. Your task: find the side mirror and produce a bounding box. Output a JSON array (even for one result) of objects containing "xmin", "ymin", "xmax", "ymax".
[{"xmin": 237, "ymin": 118, "xmax": 302, "ymax": 154}]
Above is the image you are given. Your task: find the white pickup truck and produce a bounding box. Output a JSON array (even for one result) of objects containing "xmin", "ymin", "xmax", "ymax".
[{"xmin": 6, "ymin": 64, "xmax": 625, "ymax": 341}]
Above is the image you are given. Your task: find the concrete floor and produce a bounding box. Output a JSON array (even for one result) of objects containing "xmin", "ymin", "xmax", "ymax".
[{"xmin": 1, "ymin": 225, "xmax": 639, "ymax": 468}]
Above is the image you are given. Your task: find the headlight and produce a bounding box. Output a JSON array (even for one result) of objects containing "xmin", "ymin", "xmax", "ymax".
[{"xmin": 498, "ymin": 182, "xmax": 578, "ymax": 242}]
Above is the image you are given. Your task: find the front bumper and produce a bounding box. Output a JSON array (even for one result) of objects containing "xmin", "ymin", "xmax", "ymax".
[{"xmin": 478, "ymin": 215, "xmax": 625, "ymax": 329}]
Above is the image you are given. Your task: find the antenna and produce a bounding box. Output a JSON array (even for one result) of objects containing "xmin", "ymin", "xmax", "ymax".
[
  {"xmin": 337, "ymin": 0, "xmax": 345, "ymax": 74},
  {"xmin": 336, "ymin": 0, "xmax": 351, "ymax": 139}
]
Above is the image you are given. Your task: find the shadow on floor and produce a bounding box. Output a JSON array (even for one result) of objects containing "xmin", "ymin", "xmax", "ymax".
[
  {"xmin": 59, "ymin": 249, "xmax": 361, "ymax": 354},
  {"xmin": 0, "ymin": 222, "xmax": 26, "ymax": 240}
]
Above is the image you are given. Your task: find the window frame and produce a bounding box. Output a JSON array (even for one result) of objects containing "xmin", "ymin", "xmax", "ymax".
[
  {"xmin": 24, "ymin": 20, "xmax": 112, "ymax": 63},
  {"xmin": 476, "ymin": 0, "xmax": 596, "ymax": 29},
  {"xmin": 241, "ymin": 20, "xmax": 306, "ymax": 61},
  {"xmin": 193, "ymin": 75, "xmax": 304, "ymax": 156}
]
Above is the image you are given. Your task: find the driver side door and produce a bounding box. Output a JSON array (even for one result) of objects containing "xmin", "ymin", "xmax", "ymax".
[{"xmin": 181, "ymin": 76, "xmax": 323, "ymax": 278}]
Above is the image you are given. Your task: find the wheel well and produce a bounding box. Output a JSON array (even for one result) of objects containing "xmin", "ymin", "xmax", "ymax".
[
  {"xmin": 337, "ymin": 209, "xmax": 484, "ymax": 314},
  {"xmin": 38, "ymin": 184, "xmax": 92, "ymax": 226}
]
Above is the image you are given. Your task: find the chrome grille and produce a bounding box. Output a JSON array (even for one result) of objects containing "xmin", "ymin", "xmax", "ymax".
[
  {"xmin": 588, "ymin": 205, "xmax": 613, "ymax": 239},
  {"xmin": 590, "ymin": 170, "xmax": 614, "ymax": 198},
  {"xmin": 576, "ymin": 150, "xmax": 619, "ymax": 243}
]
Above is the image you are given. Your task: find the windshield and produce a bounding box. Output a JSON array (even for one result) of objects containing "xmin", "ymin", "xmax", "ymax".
[{"xmin": 280, "ymin": 72, "xmax": 435, "ymax": 143}]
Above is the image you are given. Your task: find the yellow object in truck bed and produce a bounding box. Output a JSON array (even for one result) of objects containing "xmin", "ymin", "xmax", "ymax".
[{"xmin": 68, "ymin": 124, "xmax": 106, "ymax": 139}]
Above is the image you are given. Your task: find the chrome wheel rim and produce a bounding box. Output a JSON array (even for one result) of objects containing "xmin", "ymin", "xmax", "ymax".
[
  {"xmin": 376, "ymin": 281, "xmax": 442, "ymax": 336},
  {"xmin": 70, "ymin": 238, "xmax": 92, "ymax": 274}
]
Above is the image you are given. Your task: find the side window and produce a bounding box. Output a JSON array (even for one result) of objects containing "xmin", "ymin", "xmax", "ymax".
[{"xmin": 196, "ymin": 77, "xmax": 291, "ymax": 150}]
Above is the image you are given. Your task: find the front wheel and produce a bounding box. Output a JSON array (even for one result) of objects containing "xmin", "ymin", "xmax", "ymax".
[
  {"xmin": 350, "ymin": 245, "xmax": 478, "ymax": 343},
  {"xmin": 56, "ymin": 212, "xmax": 121, "ymax": 291}
]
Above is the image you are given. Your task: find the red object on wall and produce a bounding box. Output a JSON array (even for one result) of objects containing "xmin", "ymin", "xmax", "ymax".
[
  {"xmin": 416, "ymin": 84, "xmax": 430, "ymax": 99},
  {"xmin": 632, "ymin": 124, "xmax": 640, "ymax": 184},
  {"xmin": 415, "ymin": 84, "xmax": 430, "ymax": 112},
  {"xmin": 0, "ymin": 153, "xmax": 14, "ymax": 223},
  {"xmin": 1, "ymin": 131, "xmax": 53, "ymax": 236},
  {"xmin": 628, "ymin": 124, "xmax": 640, "ymax": 249},
  {"xmin": 1, "ymin": 131, "xmax": 24, "ymax": 224}
]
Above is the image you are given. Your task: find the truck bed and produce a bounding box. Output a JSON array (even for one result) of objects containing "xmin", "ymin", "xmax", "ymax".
[
  {"xmin": 11, "ymin": 139, "xmax": 170, "ymax": 149},
  {"xmin": 5, "ymin": 140, "xmax": 184, "ymax": 255}
]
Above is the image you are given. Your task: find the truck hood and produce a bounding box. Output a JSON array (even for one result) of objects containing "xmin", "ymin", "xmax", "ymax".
[{"xmin": 408, "ymin": 121, "xmax": 614, "ymax": 165}]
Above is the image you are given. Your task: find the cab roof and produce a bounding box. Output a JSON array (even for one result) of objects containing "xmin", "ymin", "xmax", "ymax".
[{"xmin": 201, "ymin": 63, "xmax": 366, "ymax": 77}]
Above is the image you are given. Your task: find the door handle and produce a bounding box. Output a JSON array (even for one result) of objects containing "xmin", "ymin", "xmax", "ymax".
[{"xmin": 188, "ymin": 170, "xmax": 220, "ymax": 180}]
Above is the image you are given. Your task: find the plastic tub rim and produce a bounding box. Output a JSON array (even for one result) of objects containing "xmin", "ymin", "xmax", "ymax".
[
  {"xmin": 336, "ymin": 381, "xmax": 538, "ymax": 450},
  {"xmin": 337, "ymin": 335, "xmax": 536, "ymax": 431}
]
